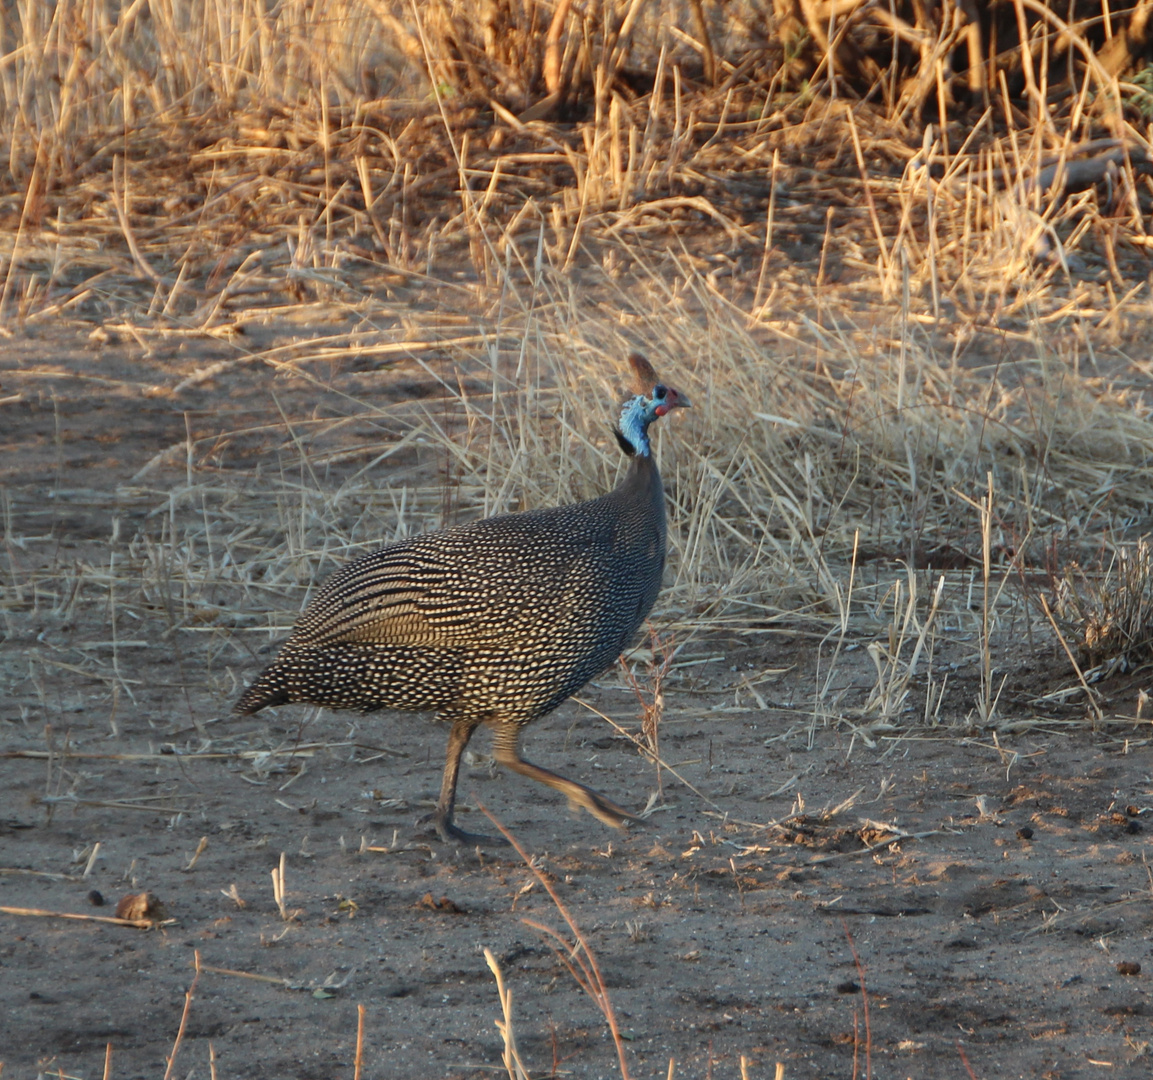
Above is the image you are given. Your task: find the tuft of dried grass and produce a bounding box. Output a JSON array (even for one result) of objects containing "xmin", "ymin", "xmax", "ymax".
[
  {"xmin": 7, "ymin": 2, "xmax": 1153, "ymax": 759},
  {"xmin": 1053, "ymin": 539, "xmax": 1153, "ymax": 678},
  {"xmin": 4, "ymin": 0, "xmax": 1153, "ymax": 334}
]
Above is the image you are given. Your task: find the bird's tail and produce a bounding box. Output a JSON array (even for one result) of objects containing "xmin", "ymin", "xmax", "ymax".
[{"xmin": 234, "ymin": 670, "xmax": 292, "ymax": 715}]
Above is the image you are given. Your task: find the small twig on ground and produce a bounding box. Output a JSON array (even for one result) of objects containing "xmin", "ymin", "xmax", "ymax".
[
  {"xmin": 162, "ymin": 949, "xmax": 201, "ymax": 1080},
  {"xmin": 0, "ymin": 904, "xmax": 167, "ymax": 929},
  {"xmin": 197, "ymin": 963, "xmax": 292, "ymax": 987},
  {"xmin": 479, "ymin": 802, "xmax": 632, "ymax": 1080},
  {"xmin": 842, "ymin": 921, "xmax": 872, "ymax": 1080},
  {"xmin": 184, "ymin": 836, "xmax": 209, "ymax": 871},
  {"xmin": 485, "ymin": 948, "xmax": 531, "ymax": 1080},
  {"xmin": 957, "ymin": 1039, "xmax": 979, "ymax": 1080},
  {"xmin": 354, "ymin": 1004, "xmax": 366, "ymax": 1080},
  {"xmin": 271, "ymin": 852, "xmax": 292, "ymax": 920}
]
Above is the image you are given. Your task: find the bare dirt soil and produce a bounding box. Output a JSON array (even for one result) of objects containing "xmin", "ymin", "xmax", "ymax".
[{"xmin": 2, "ymin": 330, "xmax": 1152, "ymax": 1080}]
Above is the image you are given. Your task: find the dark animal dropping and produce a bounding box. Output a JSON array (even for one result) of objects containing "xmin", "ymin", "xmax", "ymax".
[{"xmin": 236, "ymin": 354, "xmax": 690, "ymax": 843}]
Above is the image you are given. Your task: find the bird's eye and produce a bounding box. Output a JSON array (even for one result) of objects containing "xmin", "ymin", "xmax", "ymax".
[{"xmin": 653, "ymin": 384, "xmax": 667, "ymax": 398}]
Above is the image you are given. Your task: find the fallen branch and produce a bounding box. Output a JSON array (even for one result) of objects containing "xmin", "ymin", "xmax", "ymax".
[{"xmin": 0, "ymin": 904, "xmax": 169, "ymax": 929}]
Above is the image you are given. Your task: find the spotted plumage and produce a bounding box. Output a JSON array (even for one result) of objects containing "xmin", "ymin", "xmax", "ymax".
[{"xmin": 236, "ymin": 353, "xmax": 690, "ymax": 843}]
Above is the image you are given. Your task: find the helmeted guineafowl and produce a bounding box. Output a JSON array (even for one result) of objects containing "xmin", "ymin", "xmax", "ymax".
[{"xmin": 235, "ymin": 352, "xmax": 690, "ymax": 843}]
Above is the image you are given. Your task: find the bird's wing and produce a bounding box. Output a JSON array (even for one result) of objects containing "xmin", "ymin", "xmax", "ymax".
[
  {"xmin": 290, "ymin": 549, "xmax": 480, "ymax": 648},
  {"xmin": 289, "ymin": 526, "xmax": 565, "ymax": 650}
]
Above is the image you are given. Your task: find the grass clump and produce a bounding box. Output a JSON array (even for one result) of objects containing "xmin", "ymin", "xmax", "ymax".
[{"xmin": 1054, "ymin": 539, "xmax": 1153, "ymax": 677}]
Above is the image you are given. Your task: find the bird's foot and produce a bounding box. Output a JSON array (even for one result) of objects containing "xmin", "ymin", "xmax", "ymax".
[
  {"xmin": 572, "ymin": 787, "xmax": 646, "ymax": 830},
  {"xmin": 417, "ymin": 810, "xmax": 509, "ymax": 847}
]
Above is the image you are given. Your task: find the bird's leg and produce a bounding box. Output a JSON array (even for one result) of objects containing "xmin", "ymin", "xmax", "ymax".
[
  {"xmin": 428, "ymin": 713, "xmax": 509, "ymax": 846},
  {"xmin": 491, "ymin": 722, "xmax": 643, "ymax": 830}
]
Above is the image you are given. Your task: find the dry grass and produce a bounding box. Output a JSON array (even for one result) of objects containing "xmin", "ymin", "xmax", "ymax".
[
  {"xmin": 6, "ymin": 5, "xmax": 1153, "ymax": 736},
  {"xmin": 5, "ymin": 3, "xmax": 1153, "ymax": 1076},
  {"xmin": 1055, "ymin": 538, "xmax": 1153, "ymax": 676},
  {"xmin": 27, "ymin": 269, "xmax": 1149, "ymax": 727},
  {"xmin": 5, "ymin": 2, "xmax": 1153, "ymax": 329}
]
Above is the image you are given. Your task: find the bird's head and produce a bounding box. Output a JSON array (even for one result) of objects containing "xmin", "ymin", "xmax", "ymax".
[{"xmin": 616, "ymin": 352, "xmax": 691, "ymax": 457}]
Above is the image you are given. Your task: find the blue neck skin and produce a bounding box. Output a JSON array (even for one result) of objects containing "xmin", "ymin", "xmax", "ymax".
[{"xmin": 618, "ymin": 394, "xmax": 661, "ymax": 457}]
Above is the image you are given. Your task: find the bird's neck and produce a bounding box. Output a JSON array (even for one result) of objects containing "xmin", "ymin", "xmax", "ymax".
[
  {"xmin": 621, "ymin": 442, "xmax": 664, "ymax": 507},
  {"xmin": 618, "ymin": 395, "xmax": 653, "ymax": 457}
]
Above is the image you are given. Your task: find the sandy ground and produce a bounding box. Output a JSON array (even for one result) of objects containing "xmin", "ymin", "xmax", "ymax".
[{"xmin": 2, "ymin": 327, "xmax": 1152, "ymax": 1080}]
